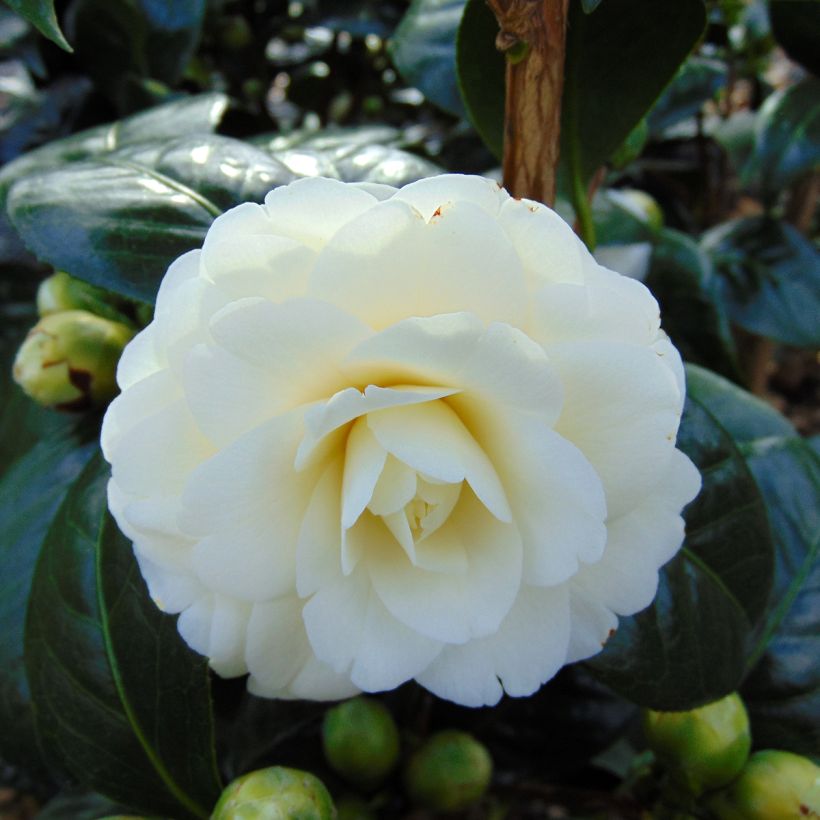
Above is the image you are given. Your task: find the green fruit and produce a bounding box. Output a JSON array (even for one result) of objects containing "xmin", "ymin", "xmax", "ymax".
[
  {"xmin": 13, "ymin": 310, "xmax": 135, "ymax": 410},
  {"xmin": 322, "ymin": 697, "xmax": 400, "ymax": 790},
  {"xmin": 643, "ymin": 692, "xmax": 751, "ymax": 795},
  {"xmin": 404, "ymin": 730, "xmax": 492, "ymax": 812},
  {"xmin": 212, "ymin": 766, "xmax": 336, "ymax": 820},
  {"xmin": 708, "ymin": 750, "xmax": 820, "ymax": 820}
]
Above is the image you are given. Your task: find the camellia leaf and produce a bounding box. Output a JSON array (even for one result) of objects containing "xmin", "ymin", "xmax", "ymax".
[
  {"xmin": 25, "ymin": 453, "xmax": 222, "ymax": 818},
  {"xmin": 0, "ymin": 420, "xmax": 97, "ymax": 773},
  {"xmin": 456, "ymin": 0, "xmax": 504, "ymax": 159},
  {"xmin": 0, "ymin": 92, "xmax": 229, "ymax": 207},
  {"xmin": 769, "ymin": 0, "xmax": 820, "ymax": 77},
  {"xmin": 389, "ymin": 0, "xmax": 467, "ymax": 116},
  {"xmin": 587, "ymin": 375, "xmax": 774, "ymax": 710},
  {"xmin": 739, "ymin": 437, "xmax": 820, "ymax": 756},
  {"xmin": 6, "ymin": 131, "xmax": 441, "ymax": 304},
  {"xmin": 683, "ymin": 364, "xmax": 795, "ymax": 445},
  {"xmin": 6, "ymin": 134, "xmax": 297, "ymax": 303},
  {"xmin": 702, "ymin": 216, "xmax": 820, "ymax": 348},
  {"xmin": 645, "ymin": 228, "xmax": 741, "ymax": 382},
  {"xmin": 647, "ymin": 56, "xmax": 726, "ymax": 137},
  {"xmin": 64, "ymin": 0, "xmax": 207, "ymax": 112},
  {"xmin": 2, "ymin": 0, "xmax": 71, "ymax": 51},
  {"xmin": 581, "ymin": 0, "xmax": 604, "ymax": 12},
  {"xmin": 746, "ymin": 78, "xmax": 820, "ymax": 205},
  {"xmin": 665, "ymin": 367, "xmax": 817, "ymax": 755},
  {"xmin": 560, "ymin": 0, "xmax": 707, "ymax": 188},
  {"xmin": 455, "ymin": 0, "xmax": 706, "ymax": 185}
]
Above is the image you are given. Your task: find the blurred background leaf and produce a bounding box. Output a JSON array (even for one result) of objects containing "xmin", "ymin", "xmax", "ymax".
[{"xmin": 25, "ymin": 454, "xmax": 223, "ymax": 818}]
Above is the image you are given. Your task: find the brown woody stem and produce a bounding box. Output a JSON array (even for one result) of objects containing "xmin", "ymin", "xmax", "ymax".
[{"xmin": 487, "ymin": 0, "xmax": 569, "ymax": 206}]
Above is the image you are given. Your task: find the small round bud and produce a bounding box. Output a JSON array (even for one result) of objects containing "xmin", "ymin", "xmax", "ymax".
[
  {"xmin": 322, "ymin": 697, "xmax": 400, "ymax": 790},
  {"xmin": 404, "ymin": 730, "xmax": 492, "ymax": 812},
  {"xmin": 36, "ymin": 271, "xmax": 126, "ymax": 321},
  {"xmin": 708, "ymin": 750, "xmax": 820, "ymax": 820},
  {"xmin": 212, "ymin": 766, "xmax": 335, "ymax": 820},
  {"xmin": 12, "ymin": 310, "xmax": 135, "ymax": 410},
  {"xmin": 643, "ymin": 693, "xmax": 751, "ymax": 795}
]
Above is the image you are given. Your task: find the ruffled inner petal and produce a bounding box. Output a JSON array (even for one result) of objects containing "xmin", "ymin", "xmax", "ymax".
[{"xmin": 308, "ymin": 199, "xmax": 529, "ymax": 330}]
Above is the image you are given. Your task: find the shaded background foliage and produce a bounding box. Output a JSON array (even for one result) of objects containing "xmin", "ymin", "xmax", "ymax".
[{"xmin": 0, "ymin": 0, "xmax": 817, "ymax": 817}]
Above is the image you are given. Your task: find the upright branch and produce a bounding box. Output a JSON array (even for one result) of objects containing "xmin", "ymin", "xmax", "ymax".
[{"xmin": 487, "ymin": 0, "xmax": 569, "ymax": 205}]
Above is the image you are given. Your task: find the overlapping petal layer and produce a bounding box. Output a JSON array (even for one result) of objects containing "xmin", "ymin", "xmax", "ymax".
[{"xmin": 103, "ymin": 174, "xmax": 700, "ymax": 706}]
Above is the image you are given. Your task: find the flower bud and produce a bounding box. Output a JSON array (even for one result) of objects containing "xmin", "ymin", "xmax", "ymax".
[
  {"xmin": 12, "ymin": 310, "xmax": 135, "ymax": 410},
  {"xmin": 404, "ymin": 730, "xmax": 492, "ymax": 812},
  {"xmin": 36, "ymin": 271, "xmax": 121, "ymax": 320},
  {"xmin": 322, "ymin": 697, "xmax": 400, "ymax": 790},
  {"xmin": 643, "ymin": 692, "xmax": 751, "ymax": 795},
  {"xmin": 708, "ymin": 750, "xmax": 820, "ymax": 820},
  {"xmin": 212, "ymin": 766, "xmax": 335, "ymax": 820}
]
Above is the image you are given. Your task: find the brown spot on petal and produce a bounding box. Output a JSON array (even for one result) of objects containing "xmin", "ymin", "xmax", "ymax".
[
  {"xmin": 432, "ymin": 206, "xmax": 442, "ymax": 218},
  {"xmin": 601, "ymin": 628, "xmax": 617, "ymax": 647}
]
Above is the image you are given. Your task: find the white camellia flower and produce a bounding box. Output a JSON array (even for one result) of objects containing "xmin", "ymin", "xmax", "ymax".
[{"xmin": 101, "ymin": 175, "xmax": 701, "ymax": 707}]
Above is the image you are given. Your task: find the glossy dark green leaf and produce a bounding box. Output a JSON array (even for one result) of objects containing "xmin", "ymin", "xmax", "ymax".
[
  {"xmin": 561, "ymin": 0, "xmax": 707, "ymax": 187},
  {"xmin": 456, "ymin": 0, "xmax": 504, "ymax": 159},
  {"xmin": 593, "ymin": 189, "xmax": 659, "ymax": 245},
  {"xmin": 702, "ymin": 216, "xmax": 820, "ymax": 347},
  {"xmin": 455, "ymin": 0, "xmax": 706, "ymax": 182},
  {"xmin": 0, "ymin": 417, "xmax": 96, "ymax": 773},
  {"xmin": 581, "ymin": 0, "xmax": 604, "ymax": 12},
  {"xmin": 747, "ymin": 78, "xmax": 820, "ymax": 204},
  {"xmin": 647, "ymin": 56, "xmax": 726, "ymax": 137},
  {"xmin": 770, "ymin": 0, "xmax": 820, "ymax": 76},
  {"xmin": 36, "ymin": 788, "xmax": 130, "ymax": 820},
  {"xmin": 683, "ymin": 364, "xmax": 795, "ymax": 445},
  {"xmin": 431, "ymin": 667, "xmax": 635, "ymax": 779},
  {"xmin": 64, "ymin": 0, "xmax": 206, "ymax": 112},
  {"xmin": 2, "ymin": 0, "xmax": 71, "ymax": 51},
  {"xmin": 25, "ymin": 454, "xmax": 222, "ymax": 818},
  {"xmin": 740, "ymin": 437, "xmax": 820, "ymax": 756},
  {"xmin": 587, "ymin": 386, "xmax": 773, "ymax": 710},
  {"xmin": 0, "ymin": 92, "xmax": 229, "ymax": 207},
  {"xmin": 278, "ymin": 142, "xmax": 442, "ymax": 186},
  {"xmin": 389, "ymin": 0, "xmax": 467, "ymax": 117},
  {"xmin": 7, "ymin": 134, "xmax": 296, "ymax": 303},
  {"xmin": 645, "ymin": 228, "xmax": 740, "ymax": 381}
]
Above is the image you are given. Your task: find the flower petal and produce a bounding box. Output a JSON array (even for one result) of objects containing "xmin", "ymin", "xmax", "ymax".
[
  {"xmin": 264, "ymin": 176, "xmax": 380, "ymax": 249},
  {"xmin": 572, "ymin": 448, "xmax": 701, "ymax": 615},
  {"xmin": 479, "ymin": 415, "xmax": 608, "ymax": 586},
  {"xmin": 392, "ymin": 174, "xmax": 507, "ymax": 220},
  {"xmin": 309, "ymin": 199, "xmax": 528, "ymax": 329},
  {"xmin": 296, "ymin": 384, "xmax": 458, "ymax": 471},
  {"xmin": 346, "ymin": 314, "xmax": 563, "ymax": 426},
  {"xmin": 498, "ymin": 196, "xmax": 586, "ymax": 288},
  {"xmin": 180, "ymin": 411, "xmax": 318, "ymax": 601},
  {"xmin": 416, "ymin": 584, "xmax": 570, "ymax": 706},
  {"xmin": 366, "ymin": 399, "xmax": 511, "ymax": 522},
  {"xmin": 367, "ymin": 490, "xmax": 522, "ymax": 642},
  {"xmin": 302, "ymin": 565, "xmax": 443, "ymax": 692},
  {"xmin": 342, "ymin": 418, "xmax": 387, "ymax": 529},
  {"xmin": 550, "ymin": 340, "xmax": 683, "ymax": 519}
]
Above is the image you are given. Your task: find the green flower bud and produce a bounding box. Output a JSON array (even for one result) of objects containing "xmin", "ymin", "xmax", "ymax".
[
  {"xmin": 322, "ymin": 697, "xmax": 400, "ymax": 790},
  {"xmin": 708, "ymin": 750, "xmax": 820, "ymax": 820},
  {"xmin": 212, "ymin": 766, "xmax": 336, "ymax": 820},
  {"xmin": 12, "ymin": 310, "xmax": 135, "ymax": 410},
  {"xmin": 404, "ymin": 730, "xmax": 492, "ymax": 812},
  {"xmin": 643, "ymin": 693, "xmax": 751, "ymax": 795},
  {"xmin": 36, "ymin": 271, "xmax": 127, "ymax": 322}
]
